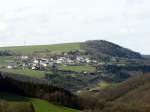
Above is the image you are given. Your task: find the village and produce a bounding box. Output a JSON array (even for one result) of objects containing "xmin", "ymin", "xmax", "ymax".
[
  {"xmin": 5, "ymin": 50, "xmax": 135, "ymax": 74},
  {"xmin": 6, "ymin": 52, "xmax": 99, "ymax": 72}
]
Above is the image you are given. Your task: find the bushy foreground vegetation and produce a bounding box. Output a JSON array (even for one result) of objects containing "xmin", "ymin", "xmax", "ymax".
[
  {"xmin": 0, "ymin": 100, "xmax": 34, "ymax": 112},
  {"xmin": 0, "ymin": 91, "xmax": 34, "ymax": 112}
]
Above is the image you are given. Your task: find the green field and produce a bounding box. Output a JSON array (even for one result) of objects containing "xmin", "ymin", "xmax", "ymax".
[
  {"xmin": 0, "ymin": 69, "xmax": 46, "ymax": 78},
  {"xmin": 60, "ymin": 65, "xmax": 96, "ymax": 72},
  {"xmin": 0, "ymin": 91, "xmax": 33, "ymax": 112},
  {"xmin": 0, "ymin": 91, "xmax": 80, "ymax": 112},
  {"xmin": 89, "ymin": 81, "xmax": 118, "ymax": 91},
  {"xmin": 31, "ymin": 99, "xmax": 80, "ymax": 112},
  {"xmin": 0, "ymin": 56, "xmax": 14, "ymax": 65},
  {"xmin": 0, "ymin": 43, "xmax": 82, "ymax": 55}
]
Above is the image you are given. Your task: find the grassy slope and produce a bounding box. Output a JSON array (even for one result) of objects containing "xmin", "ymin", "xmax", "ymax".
[
  {"xmin": 89, "ymin": 81, "xmax": 117, "ymax": 91},
  {"xmin": 0, "ymin": 56, "xmax": 14, "ymax": 65},
  {"xmin": 0, "ymin": 69, "xmax": 46, "ymax": 78},
  {"xmin": 0, "ymin": 91, "xmax": 33, "ymax": 112},
  {"xmin": 0, "ymin": 91, "xmax": 80, "ymax": 112},
  {"xmin": 31, "ymin": 99, "xmax": 80, "ymax": 112},
  {"xmin": 0, "ymin": 43, "xmax": 81, "ymax": 55}
]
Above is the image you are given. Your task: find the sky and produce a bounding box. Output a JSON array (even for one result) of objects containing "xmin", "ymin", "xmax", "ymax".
[{"xmin": 0, "ymin": 0, "xmax": 150, "ymax": 54}]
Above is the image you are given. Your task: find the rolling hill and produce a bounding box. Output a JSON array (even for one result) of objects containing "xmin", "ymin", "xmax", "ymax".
[
  {"xmin": 0, "ymin": 42, "xmax": 81, "ymax": 55},
  {"xmin": 81, "ymin": 40, "xmax": 142, "ymax": 59},
  {"xmin": 0, "ymin": 40, "xmax": 142, "ymax": 59}
]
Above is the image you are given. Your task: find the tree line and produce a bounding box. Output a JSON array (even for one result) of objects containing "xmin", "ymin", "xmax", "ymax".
[
  {"xmin": 0, "ymin": 71, "xmax": 81, "ymax": 109},
  {"xmin": 0, "ymin": 50, "xmax": 14, "ymax": 56}
]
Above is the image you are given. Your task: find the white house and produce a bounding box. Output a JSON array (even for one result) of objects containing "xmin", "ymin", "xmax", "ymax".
[
  {"xmin": 32, "ymin": 58, "xmax": 49, "ymax": 69},
  {"xmin": 7, "ymin": 62, "xmax": 17, "ymax": 69},
  {"xmin": 21, "ymin": 56, "xmax": 29, "ymax": 60}
]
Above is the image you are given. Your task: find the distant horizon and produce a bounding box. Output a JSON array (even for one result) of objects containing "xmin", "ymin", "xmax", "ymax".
[{"xmin": 0, "ymin": 39, "xmax": 149, "ymax": 55}]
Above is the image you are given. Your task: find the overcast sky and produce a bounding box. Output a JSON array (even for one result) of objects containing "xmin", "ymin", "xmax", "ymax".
[{"xmin": 0, "ymin": 0, "xmax": 150, "ymax": 54}]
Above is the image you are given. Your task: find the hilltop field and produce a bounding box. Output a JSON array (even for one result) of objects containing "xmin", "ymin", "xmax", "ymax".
[{"xmin": 0, "ymin": 42, "xmax": 82, "ymax": 55}]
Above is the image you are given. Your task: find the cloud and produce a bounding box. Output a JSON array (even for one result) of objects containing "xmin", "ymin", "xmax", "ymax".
[
  {"xmin": 0, "ymin": 0, "xmax": 149, "ymax": 54},
  {"xmin": 126, "ymin": 0, "xmax": 146, "ymax": 5}
]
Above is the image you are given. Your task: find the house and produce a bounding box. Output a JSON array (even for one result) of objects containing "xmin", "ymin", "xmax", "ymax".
[
  {"xmin": 76, "ymin": 56, "xmax": 85, "ymax": 63},
  {"xmin": 85, "ymin": 58, "xmax": 91, "ymax": 63},
  {"xmin": 111, "ymin": 57, "xmax": 117, "ymax": 62},
  {"xmin": 21, "ymin": 56, "xmax": 29, "ymax": 60},
  {"xmin": 33, "ymin": 59, "xmax": 38, "ymax": 64},
  {"xmin": 92, "ymin": 60, "xmax": 97, "ymax": 64},
  {"xmin": 31, "ymin": 58, "xmax": 49, "ymax": 70},
  {"xmin": 66, "ymin": 58, "xmax": 74, "ymax": 64},
  {"xmin": 7, "ymin": 62, "xmax": 17, "ymax": 69},
  {"xmin": 98, "ymin": 62, "xmax": 105, "ymax": 65},
  {"xmin": 39, "ymin": 58, "xmax": 49, "ymax": 67},
  {"xmin": 57, "ymin": 57, "xmax": 66, "ymax": 63},
  {"xmin": 54, "ymin": 59, "xmax": 61, "ymax": 64}
]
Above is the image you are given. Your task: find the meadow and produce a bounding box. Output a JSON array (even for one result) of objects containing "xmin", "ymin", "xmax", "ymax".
[
  {"xmin": 0, "ymin": 43, "xmax": 82, "ymax": 55},
  {"xmin": 0, "ymin": 68, "xmax": 46, "ymax": 78},
  {"xmin": 0, "ymin": 56, "xmax": 14, "ymax": 65},
  {"xmin": 60, "ymin": 65, "xmax": 96, "ymax": 73}
]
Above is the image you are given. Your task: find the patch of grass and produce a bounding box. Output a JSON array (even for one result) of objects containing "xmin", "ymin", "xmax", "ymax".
[
  {"xmin": 0, "ymin": 91, "xmax": 33, "ymax": 112},
  {"xmin": 90, "ymin": 81, "xmax": 118, "ymax": 91},
  {"xmin": 60, "ymin": 65, "xmax": 96, "ymax": 73},
  {"xmin": 31, "ymin": 99, "xmax": 80, "ymax": 112},
  {"xmin": 0, "ymin": 43, "xmax": 82, "ymax": 55},
  {"xmin": 7, "ymin": 102, "xmax": 33, "ymax": 112},
  {"xmin": 0, "ymin": 68, "xmax": 46, "ymax": 78},
  {"xmin": 0, "ymin": 56, "xmax": 14, "ymax": 65},
  {"xmin": 97, "ymin": 81, "xmax": 111, "ymax": 89}
]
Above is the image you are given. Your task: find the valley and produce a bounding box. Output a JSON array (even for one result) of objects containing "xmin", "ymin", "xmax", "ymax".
[{"xmin": 0, "ymin": 40, "xmax": 150, "ymax": 112}]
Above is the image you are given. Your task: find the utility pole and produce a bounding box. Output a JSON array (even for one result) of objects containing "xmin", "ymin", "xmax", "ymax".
[{"xmin": 22, "ymin": 38, "xmax": 26, "ymax": 70}]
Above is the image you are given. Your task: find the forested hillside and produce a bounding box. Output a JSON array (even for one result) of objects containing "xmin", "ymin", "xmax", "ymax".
[
  {"xmin": 80, "ymin": 73, "xmax": 150, "ymax": 112},
  {"xmin": 0, "ymin": 71, "xmax": 81, "ymax": 109},
  {"xmin": 81, "ymin": 40, "xmax": 142, "ymax": 59}
]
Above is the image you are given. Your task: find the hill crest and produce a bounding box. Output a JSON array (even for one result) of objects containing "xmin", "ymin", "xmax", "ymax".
[
  {"xmin": 0, "ymin": 40, "xmax": 142, "ymax": 59},
  {"xmin": 81, "ymin": 40, "xmax": 142, "ymax": 59}
]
